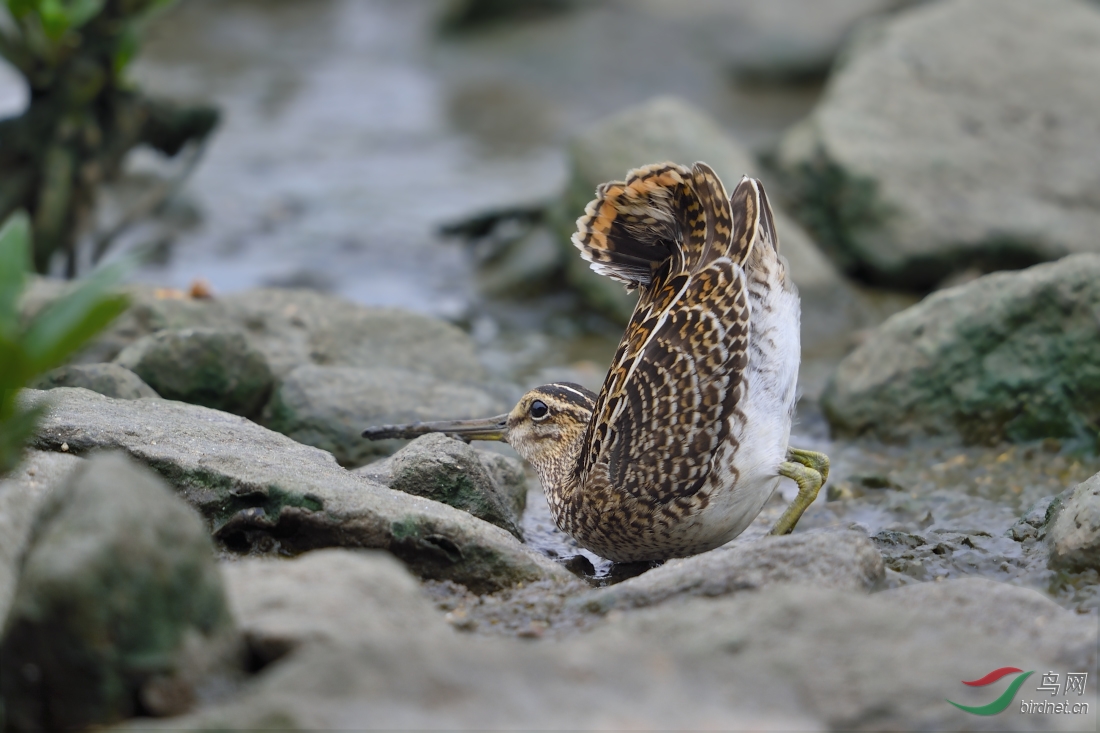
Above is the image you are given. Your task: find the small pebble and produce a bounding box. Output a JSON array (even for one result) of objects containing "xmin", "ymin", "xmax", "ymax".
[{"xmin": 61, "ymin": 443, "xmax": 69, "ymax": 452}]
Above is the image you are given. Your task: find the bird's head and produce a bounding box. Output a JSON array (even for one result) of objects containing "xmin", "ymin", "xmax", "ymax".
[{"xmin": 362, "ymin": 382, "xmax": 596, "ymax": 477}]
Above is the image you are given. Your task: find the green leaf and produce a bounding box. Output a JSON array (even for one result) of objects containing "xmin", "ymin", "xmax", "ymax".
[
  {"xmin": 64, "ymin": 0, "xmax": 104, "ymax": 27},
  {"xmin": 0, "ymin": 331, "xmax": 29, "ymax": 393},
  {"xmin": 0, "ymin": 211, "xmax": 31, "ymax": 338},
  {"xmin": 22, "ymin": 263, "xmax": 130, "ymax": 372},
  {"xmin": 5, "ymin": 0, "xmax": 36, "ymax": 19},
  {"xmin": 112, "ymin": 24, "xmax": 137, "ymax": 74},
  {"xmin": 36, "ymin": 0, "xmax": 105, "ymax": 40},
  {"xmin": 0, "ymin": 398, "xmax": 46, "ymax": 478}
]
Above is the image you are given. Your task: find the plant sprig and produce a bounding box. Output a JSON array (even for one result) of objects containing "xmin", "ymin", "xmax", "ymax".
[{"xmin": 0, "ymin": 211, "xmax": 129, "ymax": 476}]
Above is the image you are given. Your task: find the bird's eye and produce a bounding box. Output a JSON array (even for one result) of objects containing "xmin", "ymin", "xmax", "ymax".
[{"xmin": 529, "ymin": 400, "xmax": 549, "ymax": 420}]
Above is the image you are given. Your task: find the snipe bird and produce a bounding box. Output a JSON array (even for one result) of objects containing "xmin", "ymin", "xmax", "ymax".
[{"xmin": 363, "ymin": 162, "xmax": 829, "ymax": 562}]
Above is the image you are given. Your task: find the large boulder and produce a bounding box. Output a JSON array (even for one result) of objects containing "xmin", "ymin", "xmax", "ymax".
[
  {"xmin": 218, "ymin": 289, "xmax": 488, "ymax": 383},
  {"xmin": 1045, "ymin": 473, "xmax": 1100, "ymax": 573},
  {"xmin": 356, "ymin": 434, "xmax": 526, "ymax": 539},
  {"xmin": 641, "ymin": 0, "xmax": 920, "ymax": 82},
  {"xmin": 30, "ymin": 363, "xmax": 158, "ymax": 400},
  {"xmin": 823, "ymin": 254, "xmax": 1100, "ymax": 444},
  {"xmin": 777, "ymin": 0, "xmax": 1100, "ymax": 288},
  {"xmin": 263, "ymin": 365, "xmax": 507, "ymax": 466},
  {"xmin": 21, "ymin": 388, "xmax": 569, "ymax": 593},
  {"xmin": 114, "ymin": 328, "xmax": 274, "ymax": 418},
  {"xmin": 0, "ymin": 454, "xmax": 238, "ymax": 731},
  {"xmin": 0, "ymin": 451, "xmax": 83, "ymax": 625}
]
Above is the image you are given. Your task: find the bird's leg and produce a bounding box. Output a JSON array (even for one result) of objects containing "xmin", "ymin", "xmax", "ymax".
[{"xmin": 769, "ymin": 447, "xmax": 830, "ymax": 536}]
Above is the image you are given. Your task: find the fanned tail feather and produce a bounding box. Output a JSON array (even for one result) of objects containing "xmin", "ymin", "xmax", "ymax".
[
  {"xmin": 573, "ymin": 162, "xmax": 732, "ymax": 291},
  {"xmin": 728, "ymin": 175, "xmax": 780, "ymax": 266}
]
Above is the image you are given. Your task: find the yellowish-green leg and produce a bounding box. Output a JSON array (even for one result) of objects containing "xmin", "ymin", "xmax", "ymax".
[
  {"xmin": 769, "ymin": 447, "xmax": 830, "ymax": 536},
  {"xmin": 788, "ymin": 447, "xmax": 830, "ymax": 484}
]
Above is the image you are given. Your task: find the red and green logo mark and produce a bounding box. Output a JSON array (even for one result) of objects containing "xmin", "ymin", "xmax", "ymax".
[{"xmin": 947, "ymin": 667, "xmax": 1033, "ymax": 716}]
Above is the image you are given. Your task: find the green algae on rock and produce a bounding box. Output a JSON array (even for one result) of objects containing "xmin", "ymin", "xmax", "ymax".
[
  {"xmin": 115, "ymin": 328, "xmax": 274, "ymax": 419},
  {"xmin": 823, "ymin": 254, "xmax": 1100, "ymax": 445},
  {"xmin": 357, "ymin": 434, "xmax": 525, "ymax": 539}
]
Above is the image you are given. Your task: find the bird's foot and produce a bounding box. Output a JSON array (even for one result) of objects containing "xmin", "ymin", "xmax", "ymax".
[
  {"xmin": 770, "ymin": 448, "xmax": 830, "ymax": 536},
  {"xmin": 787, "ymin": 446, "xmax": 830, "ymax": 484}
]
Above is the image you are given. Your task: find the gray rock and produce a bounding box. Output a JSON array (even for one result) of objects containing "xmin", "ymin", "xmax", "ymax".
[
  {"xmin": 642, "ymin": 0, "xmax": 920, "ymax": 82},
  {"xmin": 115, "ymin": 328, "xmax": 274, "ymax": 418},
  {"xmin": 476, "ymin": 226, "xmax": 563, "ymax": 298},
  {"xmin": 777, "ymin": 0, "xmax": 1100, "ymax": 287},
  {"xmin": 123, "ymin": 587, "xmax": 818, "ymax": 731},
  {"xmin": 20, "ymin": 281, "xmax": 487, "ymax": 384},
  {"xmin": 18, "ymin": 279, "xmax": 238, "ymax": 366},
  {"xmin": 575, "ymin": 530, "xmax": 884, "ymax": 612},
  {"xmin": 222, "ymin": 549, "xmax": 451, "ymax": 667},
  {"xmin": 880, "ymin": 577, "xmax": 1097, "ymax": 672},
  {"xmin": 263, "ymin": 364, "xmax": 506, "ymax": 467},
  {"xmin": 0, "ymin": 453, "xmax": 238, "ymax": 730},
  {"xmin": 150, "ymin": 582, "xmax": 1088, "ymax": 730},
  {"xmin": 219, "ymin": 289, "xmax": 487, "ymax": 382},
  {"xmin": 604, "ymin": 584, "xmax": 1085, "ymax": 731},
  {"xmin": 1008, "ymin": 495, "xmax": 1056, "ymax": 542},
  {"xmin": 356, "ymin": 435, "xmax": 526, "ymax": 538},
  {"xmin": 823, "ymin": 254, "xmax": 1100, "ymax": 443},
  {"xmin": 21, "ymin": 388, "xmax": 569, "ymax": 593},
  {"xmin": 30, "ymin": 363, "xmax": 159, "ymax": 399},
  {"xmin": 475, "ymin": 448, "xmax": 528, "ymax": 521},
  {"xmin": 1046, "ymin": 472, "xmax": 1100, "ymax": 572},
  {"xmin": 0, "ymin": 451, "xmax": 83, "ymax": 625}
]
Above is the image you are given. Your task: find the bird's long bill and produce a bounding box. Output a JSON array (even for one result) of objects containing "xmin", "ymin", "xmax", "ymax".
[{"xmin": 361, "ymin": 414, "xmax": 509, "ymax": 443}]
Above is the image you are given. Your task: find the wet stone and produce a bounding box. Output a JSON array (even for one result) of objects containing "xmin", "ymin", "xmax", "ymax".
[
  {"xmin": 354, "ymin": 434, "xmax": 525, "ymax": 539},
  {"xmin": 573, "ymin": 530, "xmax": 884, "ymax": 613},
  {"xmin": 1007, "ymin": 495, "xmax": 1056, "ymax": 543},
  {"xmin": 115, "ymin": 327, "xmax": 274, "ymax": 418},
  {"xmin": 823, "ymin": 255, "xmax": 1100, "ymax": 444},
  {"xmin": 20, "ymin": 388, "xmax": 569, "ymax": 593},
  {"xmin": 777, "ymin": 0, "xmax": 1100, "ymax": 287},
  {"xmin": 1046, "ymin": 472, "xmax": 1100, "ymax": 573},
  {"xmin": 0, "ymin": 453, "xmax": 239, "ymax": 731},
  {"xmin": 30, "ymin": 363, "xmax": 159, "ymax": 400},
  {"xmin": 0, "ymin": 451, "xmax": 84, "ymax": 625},
  {"xmin": 879, "ymin": 577, "xmax": 1097, "ymax": 673},
  {"xmin": 222, "ymin": 549, "xmax": 452, "ymax": 669},
  {"xmin": 263, "ymin": 364, "xmax": 506, "ymax": 467}
]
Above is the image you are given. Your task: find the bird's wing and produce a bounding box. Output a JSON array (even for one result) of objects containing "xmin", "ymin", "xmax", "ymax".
[{"xmin": 581, "ymin": 168, "xmax": 767, "ymax": 503}]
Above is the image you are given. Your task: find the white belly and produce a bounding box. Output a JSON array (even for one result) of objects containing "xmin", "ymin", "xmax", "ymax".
[{"xmin": 695, "ymin": 253, "xmax": 801, "ymax": 546}]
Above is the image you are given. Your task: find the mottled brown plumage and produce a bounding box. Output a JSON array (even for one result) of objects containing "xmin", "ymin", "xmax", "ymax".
[{"xmin": 364, "ymin": 162, "xmax": 829, "ymax": 563}]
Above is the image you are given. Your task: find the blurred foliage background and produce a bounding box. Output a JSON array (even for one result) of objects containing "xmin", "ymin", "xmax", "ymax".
[{"xmin": 0, "ymin": 0, "xmax": 217, "ymax": 276}]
